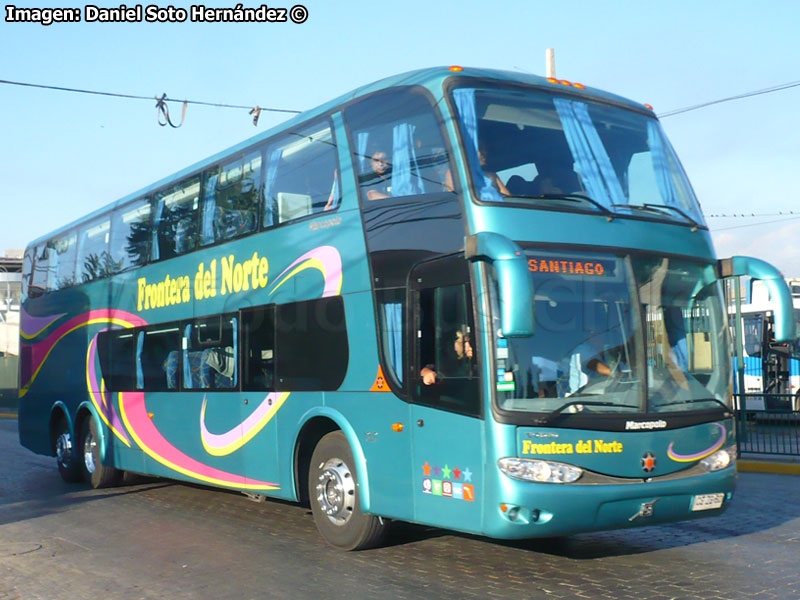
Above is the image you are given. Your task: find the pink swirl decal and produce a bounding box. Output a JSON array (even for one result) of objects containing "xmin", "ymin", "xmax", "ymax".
[
  {"xmin": 20, "ymin": 309, "xmax": 147, "ymax": 396},
  {"xmin": 667, "ymin": 422, "xmax": 727, "ymax": 462},
  {"xmin": 119, "ymin": 391, "xmax": 278, "ymax": 490},
  {"xmin": 201, "ymin": 391, "xmax": 290, "ymax": 456},
  {"xmin": 20, "ymin": 307, "xmax": 67, "ymax": 339},
  {"xmin": 270, "ymin": 245, "xmax": 342, "ymax": 298}
]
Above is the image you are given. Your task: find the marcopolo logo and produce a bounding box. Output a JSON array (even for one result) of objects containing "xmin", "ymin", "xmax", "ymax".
[{"xmin": 625, "ymin": 420, "xmax": 668, "ymax": 431}]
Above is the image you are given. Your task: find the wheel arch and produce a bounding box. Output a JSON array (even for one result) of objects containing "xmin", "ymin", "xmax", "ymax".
[{"xmin": 293, "ymin": 407, "xmax": 371, "ymax": 513}]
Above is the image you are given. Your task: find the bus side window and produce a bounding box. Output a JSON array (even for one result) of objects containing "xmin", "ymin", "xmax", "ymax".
[
  {"xmin": 109, "ymin": 199, "xmax": 151, "ymax": 272},
  {"xmin": 98, "ymin": 329, "xmax": 137, "ymax": 391},
  {"xmin": 51, "ymin": 232, "xmax": 78, "ymax": 290},
  {"xmin": 201, "ymin": 151, "xmax": 262, "ymax": 246},
  {"xmin": 242, "ymin": 305, "xmax": 275, "ymax": 391},
  {"xmin": 152, "ymin": 176, "xmax": 200, "ymax": 261},
  {"xmin": 76, "ymin": 217, "xmax": 112, "ymax": 283},
  {"xmin": 376, "ymin": 288, "xmax": 405, "ymax": 386},
  {"xmin": 136, "ymin": 326, "xmax": 181, "ymax": 391},
  {"xmin": 275, "ymin": 297, "xmax": 348, "ymax": 391},
  {"xmin": 262, "ymin": 121, "xmax": 340, "ymax": 228},
  {"xmin": 30, "ymin": 243, "xmax": 53, "ymax": 295},
  {"xmin": 413, "ymin": 267, "xmax": 480, "ymax": 416},
  {"xmin": 344, "ymin": 88, "xmax": 456, "ymax": 202},
  {"xmin": 183, "ymin": 315, "xmax": 238, "ymax": 390},
  {"xmin": 21, "ymin": 246, "xmax": 35, "ymax": 301}
]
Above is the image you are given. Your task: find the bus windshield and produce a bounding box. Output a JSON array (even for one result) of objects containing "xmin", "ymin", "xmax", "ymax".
[
  {"xmin": 493, "ymin": 251, "xmax": 731, "ymax": 418},
  {"xmin": 451, "ymin": 84, "xmax": 705, "ymax": 226}
]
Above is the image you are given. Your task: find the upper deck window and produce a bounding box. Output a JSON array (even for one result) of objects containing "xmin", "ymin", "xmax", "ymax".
[
  {"xmin": 152, "ymin": 176, "xmax": 201, "ymax": 261},
  {"xmin": 344, "ymin": 89, "xmax": 456, "ymax": 204},
  {"xmin": 76, "ymin": 216, "xmax": 112, "ymax": 283},
  {"xmin": 450, "ymin": 84, "xmax": 706, "ymax": 227},
  {"xmin": 201, "ymin": 151, "xmax": 262, "ymax": 245}
]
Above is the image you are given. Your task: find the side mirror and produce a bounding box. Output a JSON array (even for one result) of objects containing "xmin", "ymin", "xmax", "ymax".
[
  {"xmin": 466, "ymin": 232, "xmax": 534, "ymax": 337},
  {"xmin": 719, "ymin": 256, "xmax": 796, "ymax": 342}
]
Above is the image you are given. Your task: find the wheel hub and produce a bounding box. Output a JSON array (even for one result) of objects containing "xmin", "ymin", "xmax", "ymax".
[
  {"xmin": 56, "ymin": 432, "xmax": 72, "ymax": 468},
  {"xmin": 315, "ymin": 458, "xmax": 355, "ymax": 526},
  {"xmin": 83, "ymin": 430, "xmax": 97, "ymax": 475}
]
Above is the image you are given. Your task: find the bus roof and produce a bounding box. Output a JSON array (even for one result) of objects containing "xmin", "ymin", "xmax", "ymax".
[{"xmin": 27, "ymin": 66, "xmax": 651, "ymax": 249}]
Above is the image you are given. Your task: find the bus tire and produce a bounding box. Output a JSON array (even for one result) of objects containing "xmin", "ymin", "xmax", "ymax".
[
  {"xmin": 308, "ymin": 431, "xmax": 388, "ymax": 550},
  {"xmin": 54, "ymin": 418, "xmax": 82, "ymax": 483},
  {"xmin": 78, "ymin": 417, "xmax": 121, "ymax": 489}
]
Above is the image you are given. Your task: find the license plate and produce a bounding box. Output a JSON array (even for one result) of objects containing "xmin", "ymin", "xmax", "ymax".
[{"xmin": 691, "ymin": 493, "xmax": 725, "ymax": 511}]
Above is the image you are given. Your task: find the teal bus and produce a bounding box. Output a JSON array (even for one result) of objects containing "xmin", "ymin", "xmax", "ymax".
[{"xmin": 18, "ymin": 66, "xmax": 796, "ymax": 550}]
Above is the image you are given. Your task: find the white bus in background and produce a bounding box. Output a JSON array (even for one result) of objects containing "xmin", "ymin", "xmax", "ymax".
[{"xmin": 734, "ymin": 278, "xmax": 800, "ymax": 411}]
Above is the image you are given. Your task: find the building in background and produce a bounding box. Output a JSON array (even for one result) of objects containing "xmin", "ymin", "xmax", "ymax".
[{"xmin": 0, "ymin": 250, "xmax": 22, "ymax": 408}]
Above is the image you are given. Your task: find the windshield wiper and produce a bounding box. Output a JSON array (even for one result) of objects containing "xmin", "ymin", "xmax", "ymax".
[
  {"xmin": 654, "ymin": 398, "xmax": 731, "ymax": 413},
  {"xmin": 534, "ymin": 400, "xmax": 639, "ymax": 426},
  {"xmin": 610, "ymin": 203, "xmax": 702, "ymax": 230},
  {"xmin": 520, "ymin": 193, "xmax": 615, "ymax": 219}
]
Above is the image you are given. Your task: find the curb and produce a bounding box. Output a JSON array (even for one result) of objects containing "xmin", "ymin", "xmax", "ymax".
[{"xmin": 738, "ymin": 460, "xmax": 800, "ymax": 475}]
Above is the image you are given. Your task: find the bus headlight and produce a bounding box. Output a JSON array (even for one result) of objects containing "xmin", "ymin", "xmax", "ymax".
[
  {"xmin": 699, "ymin": 446, "xmax": 737, "ymax": 472},
  {"xmin": 498, "ymin": 458, "xmax": 583, "ymax": 483}
]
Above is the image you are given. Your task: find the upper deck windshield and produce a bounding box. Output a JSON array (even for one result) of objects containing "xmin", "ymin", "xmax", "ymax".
[
  {"xmin": 450, "ymin": 84, "xmax": 706, "ymax": 227},
  {"xmin": 493, "ymin": 251, "xmax": 731, "ymax": 421}
]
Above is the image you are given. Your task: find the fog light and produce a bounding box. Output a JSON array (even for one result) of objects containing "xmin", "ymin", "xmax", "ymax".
[
  {"xmin": 700, "ymin": 445, "xmax": 736, "ymax": 472},
  {"xmin": 498, "ymin": 457, "xmax": 583, "ymax": 483}
]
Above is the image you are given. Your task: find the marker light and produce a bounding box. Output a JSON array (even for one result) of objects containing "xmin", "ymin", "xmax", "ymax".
[
  {"xmin": 546, "ymin": 77, "xmax": 559, "ymax": 84},
  {"xmin": 449, "ymin": 65, "xmax": 464, "ymax": 72},
  {"xmin": 699, "ymin": 445, "xmax": 736, "ymax": 472},
  {"xmin": 559, "ymin": 79, "xmax": 572, "ymax": 86},
  {"xmin": 573, "ymin": 82, "xmax": 586, "ymax": 89},
  {"xmin": 498, "ymin": 457, "xmax": 583, "ymax": 483},
  {"xmin": 644, "ymin": 103, "xmax": 654, "ymax": 110},
  {"xmin": 391, "ymin": 423, "xmax": 404, "ymax": 432}
]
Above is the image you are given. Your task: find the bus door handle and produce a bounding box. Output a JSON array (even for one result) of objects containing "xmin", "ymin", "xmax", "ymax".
[{"xmin": 417, "ymin": 419, "xmax": 424, "ymax": 427}]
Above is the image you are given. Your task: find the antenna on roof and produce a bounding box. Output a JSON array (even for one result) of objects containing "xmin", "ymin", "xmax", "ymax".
[{"xmin": 546, "ymin": 48, "xmax": 556, "ymax": 78}]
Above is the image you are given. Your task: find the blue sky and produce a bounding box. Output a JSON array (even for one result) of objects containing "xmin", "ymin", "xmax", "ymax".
[{"xmin": 2, "ymin": 0, "xmax": 800, "ymax": 272}]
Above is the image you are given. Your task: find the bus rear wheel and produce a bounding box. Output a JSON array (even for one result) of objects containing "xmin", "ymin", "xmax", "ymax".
[
  {"xmin": 54, "ymin": 419, "xmax": 82, "ymax": 483},
  {"xmin": 308, "ymin": 431, "xmax": 388, "ymax": 550},
  {"xmin": 79, "ymin": 417, "xmax": 121, "ymax": 488}
]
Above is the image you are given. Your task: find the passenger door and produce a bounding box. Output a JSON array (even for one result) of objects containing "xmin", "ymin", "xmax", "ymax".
[{"xmin": 409, "ymin": 257, "xmax": 485, "ymax": 532}]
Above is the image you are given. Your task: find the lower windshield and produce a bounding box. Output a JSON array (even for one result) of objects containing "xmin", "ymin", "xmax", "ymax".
[
  {"xmin": 633, "ymin": 257, "xmax": 731, "ymax": 412},
  {"xmin": 494, "ymin": 251, "xmax": 644, "ymax": 415},
  {"xmin": 492, "ymin": 251, "xmax": 731, "ymax": 417}
]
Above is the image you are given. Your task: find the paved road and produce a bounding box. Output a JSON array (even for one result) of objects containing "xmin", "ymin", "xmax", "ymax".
[{"xmin": 2, "ymin": 418, "xmax": 800, "ymax": 600}]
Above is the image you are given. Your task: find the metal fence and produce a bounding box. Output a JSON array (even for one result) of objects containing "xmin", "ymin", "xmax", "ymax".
[{"xmin": 734, "ymin": 394, "xmax": 800, "ymax": 456}]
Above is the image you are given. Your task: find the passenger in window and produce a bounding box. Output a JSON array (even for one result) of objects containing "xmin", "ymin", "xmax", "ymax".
[
  {"xmin": 421, "ymin": 329, "xmax": 474, "ymax": 385},
  {"xmin": 362, "ymin": 149, "xmax": 393, "ymax": 200},
  {"xmin": 478, "ymin": 145, "xmax": 510, "ymax": 196}
]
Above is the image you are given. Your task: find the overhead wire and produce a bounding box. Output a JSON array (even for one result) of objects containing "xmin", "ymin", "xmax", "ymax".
[
  {"xmin": 659, "ymin": 79, "xmax": 800, "ymax": 118},
  {"xmin": 0, "ymin": 78, "xmax": 302, "ymax": 126}
]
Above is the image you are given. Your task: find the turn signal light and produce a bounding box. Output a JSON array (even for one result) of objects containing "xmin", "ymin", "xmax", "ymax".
[
  {"xmin": 449, "ymin": 65, "xmax": 464, "ymax": 72},
  {"xmin": 391, "ymin": 423, "xmax": 404, "ymax": 432}
]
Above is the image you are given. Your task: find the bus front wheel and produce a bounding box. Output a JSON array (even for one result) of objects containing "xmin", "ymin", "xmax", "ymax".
[
  {"xmin": 308, "ymin": 431, "xmax": 388, "ymax": 550},
  {"xmin": 78, "ymin": 417, "xmax": 121, "ymax": 488}
]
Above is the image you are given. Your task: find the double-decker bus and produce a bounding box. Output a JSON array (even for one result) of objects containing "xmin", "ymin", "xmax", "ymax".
[
  {"xmin": 734, "ymin": 278, "xmax": 800, "ymax": 410},
  {"xmin": 18, "ymin": 66, "xmax": 796, "ymax": 550}
]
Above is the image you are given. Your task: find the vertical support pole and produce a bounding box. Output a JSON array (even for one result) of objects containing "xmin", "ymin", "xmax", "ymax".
[
  {"xmin": 546, "ymin": 48, "xmax": 556, "ymax": 79},
  {"xmin": 734, "ymin": 276, "xmax": 746, "ymax": 401}
]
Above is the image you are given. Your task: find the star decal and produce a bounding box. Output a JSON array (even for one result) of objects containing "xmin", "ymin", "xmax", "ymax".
[
  {"xmin": 442, "ymin": 465, "xmax": 452, "ymax": 480},
  {"xmin": 452, "ymin": 466, "xmax": 462, "ymax": 480},
  {"xmin": 433, "ymin": 464, "xmax": 441, "ymax": 477},
  {"xmin": 462, "ymin": 467, "xmax": 472, "ymax": 482},
  {"xmin": 422, "ymin": 461, "xmax": 431, "ymax": 476}
]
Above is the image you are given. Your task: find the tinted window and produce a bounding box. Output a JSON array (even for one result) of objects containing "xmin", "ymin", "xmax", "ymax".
[
  {"xmin": 21, "ymin": 247, "xmax": 35, "ymax": 301},
  {"xmin": 263, "ymin": 121, "xmax": 340, "ymax": 227},
  {"xmin": 110, "ymin": 199, "xmax": 151, "ymax": 272},
  {"xmin": 136, "ymin": 325, "xmax": 181, "ymax": 391},
  {"xmin": 30, "ymin": 243, "xmax": 54, "ymax": 295},
  {"xmin": 76, "ymin": 217, "xmax": 113, "ymax": 283},
  {"xmin": 152, "ymin": 176, "xmax": 200, "ymax": 260},
  {"xmin": 201, "ymin": 151, "xmax": 262, "ymax": 245},
  {"xmin": 98, "ymin": 329, "xmax": 137, "ymax": 391},
  {"xmin": 242, "ymin": 305, "xmax": 275, "ymax": 391},
  {"xmin": 345, "ymin": 89, "xmax": 455, "ymax": 203},
  {"xmin": 183, "ymin": 315, "xmax": 238, "ymax": 390},
  {"xmin": 51, "ymin": 232, "xmax": 78, "ymax": 290},
  {"xmin": 275, "ymin": 297, "xmax": 348, "ymax": 390},
  {"xmin": 376, "ymin": 288, "xmax": 405, "ymax": 385}
]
